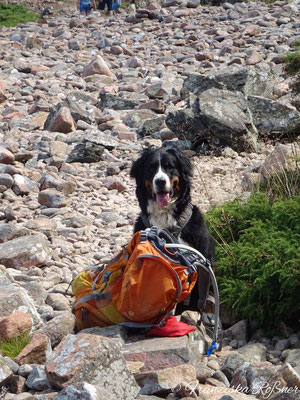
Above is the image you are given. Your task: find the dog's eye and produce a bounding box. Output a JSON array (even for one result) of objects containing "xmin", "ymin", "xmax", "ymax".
[{"xmin": 163, "ymin": 162, "xmax": 171, "ymax": 169}]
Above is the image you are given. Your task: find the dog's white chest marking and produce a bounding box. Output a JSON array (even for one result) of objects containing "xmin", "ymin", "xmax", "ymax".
[{"xmin": 147, "ymin": 200, "xmax": 177, "ymax": 230}]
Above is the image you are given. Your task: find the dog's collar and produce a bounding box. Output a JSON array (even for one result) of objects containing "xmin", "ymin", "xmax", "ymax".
[{"xmin": 141, "ymin": 203, "xmax": 193, "ymax": 238}]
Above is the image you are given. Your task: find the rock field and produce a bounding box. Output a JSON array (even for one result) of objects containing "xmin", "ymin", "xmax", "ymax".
[{"xmin": 0, "ymin": 0, "xmax": 299, "ymax": 399}]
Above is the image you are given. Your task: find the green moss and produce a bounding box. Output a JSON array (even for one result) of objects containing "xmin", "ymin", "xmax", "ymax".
[
  {"xmin": 0, "ymin": 3, "xmax": 40, "ymax": 27},
  {"xmin": 206, "ymin": 188, "xmax": 300, "ymax": 329},
  {"xmin": 0, "ymin": 333, "xmax": 31, "ymax": 359}
]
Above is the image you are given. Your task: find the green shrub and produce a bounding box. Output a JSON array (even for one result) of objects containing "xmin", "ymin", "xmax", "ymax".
[
  {"xmin": 0, "ymin": 3, "xmax": 40, "ymax": 27},
  {"xmin": 291, "ymin": 40, "xmax": 300, "ymax": 49},
  {"xmin": 283, "ymin": 50, "xmax": 300, "ymax": 74},
  {"xmin": 206, "ymin": 192, "xmax": 300, "ymax": 329},
  {"xmin": 283, "ymin": 50, "xmax": 300, "ymax": 96},
  {"xmin": 0, "ymin": 333, "xmax": 31, "ymax": 359}
]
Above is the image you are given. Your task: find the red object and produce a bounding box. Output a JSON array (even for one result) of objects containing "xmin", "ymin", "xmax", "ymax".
[{"xmin": 146, "ymin": 316, "xmax": 196, "ymax": 337}]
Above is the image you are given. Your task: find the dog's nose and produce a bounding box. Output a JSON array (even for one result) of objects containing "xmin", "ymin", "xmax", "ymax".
[{"xmin": 154, "ymin": 178, "xmax": 166, "ymax": 189}]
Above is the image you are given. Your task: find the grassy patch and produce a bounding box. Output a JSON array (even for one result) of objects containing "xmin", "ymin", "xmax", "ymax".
[
  {"xmin": 283, "ymin": 50, "xmax": 300, "ymax": 74},
  {"xmin": 0, "ymin": 333, "xmax": 31, "ymax": 359},
  {"xmin": 0, "ymin": 3, "xmax": 40, "ymax": 27},
  {"xmin": 291, "ymin": 40, "xmax": 300, "ymax": 48}
]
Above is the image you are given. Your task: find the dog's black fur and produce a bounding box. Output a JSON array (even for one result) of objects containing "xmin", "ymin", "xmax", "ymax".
[{"xmin": 130, "ymin": 147, "xmax": 215, "ymax": 312}]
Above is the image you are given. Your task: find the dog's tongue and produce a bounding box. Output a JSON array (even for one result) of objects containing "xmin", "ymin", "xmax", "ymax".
[{"xmin": 156, "ymin": 192, "xmax": 170, "ymax": 207}]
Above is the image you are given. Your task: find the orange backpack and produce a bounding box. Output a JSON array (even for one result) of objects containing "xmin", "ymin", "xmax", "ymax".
[{"xmin": 72, "ymin": 227, "xmax": 218, "ymax": 337}]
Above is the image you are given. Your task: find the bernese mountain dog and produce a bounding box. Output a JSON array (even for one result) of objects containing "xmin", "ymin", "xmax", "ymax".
[{"xmin": 130, "ymin": 146, "xmax": 215, "ymax": 313}]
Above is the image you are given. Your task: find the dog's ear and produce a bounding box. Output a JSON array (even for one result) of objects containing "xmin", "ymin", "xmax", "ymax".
[
  {"xmin": 130, "ymin": 158, "xmax": 142, "ymax": 180},
  {"xmin": 166, "ymin": 147, "xmax": 193, "ymax": 177},
  {"xmin": 130, "ymin": 149, "xmax": 149, "ymax": 180}
]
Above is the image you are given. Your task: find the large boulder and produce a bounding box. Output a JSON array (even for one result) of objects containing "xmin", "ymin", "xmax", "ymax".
[
  {"xmin": 247, "ymin": 96, "xmax": 300, "ymax": 139},
  {"xmin": 45, "ymin": 333, "xmax": 140, "ymax": 399},
  {"xmin": 180, "ymin": 67, "xmax": 274, "ymax": 100},
  {"xmin": 166, "ymin": 88, "xmax": 259, "ymax": 152}
]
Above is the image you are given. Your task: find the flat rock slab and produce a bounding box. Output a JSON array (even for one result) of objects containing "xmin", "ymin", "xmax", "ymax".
[
  {"xmin": 122, "ymin": 335, "xmax": 191, "ymax": 372},
  {"xmin": 0, "ymin": 234, "xmax": 50, "ymax": 269},
  {"xmin": 45, "ymin": 333, "xmax": 140, "ymax": 399}
]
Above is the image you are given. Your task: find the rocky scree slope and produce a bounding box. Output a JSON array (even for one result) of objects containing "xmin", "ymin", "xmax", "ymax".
[{"xmin": 0, "ymin": 0, "xmax": 299, "ymax": 399}]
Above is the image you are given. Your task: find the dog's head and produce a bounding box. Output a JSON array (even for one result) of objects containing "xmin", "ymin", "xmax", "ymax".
[{"xmin": 130, "ymin": 147, "xmax": 193, "ymax": 209}]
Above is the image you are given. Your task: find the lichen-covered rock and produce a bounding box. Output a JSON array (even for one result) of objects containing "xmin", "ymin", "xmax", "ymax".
[
  {"xmin": 45, "ymin": 333, "xmax": 140, "ymax": 399},
  {"xmin": 97, "ymin": 93, "xmax": 140, "ymax": 111},
  {"xmin": 0, "ymin": 234, "xmax": 50, "ymax": 270},
  {"xmin": 167, "ymin": 88, "xmax": 259, "ymax": 152},
  {"xmin": 66, "ymin": 141, "xmax": 104, "ymax": 163},
  {"xmin": 247, "ymin": 96, "xmax": 300, "ymax": 139},
  {"xmin": 180, "ymin": 67, "xmax": 274, "ymax": 100}
]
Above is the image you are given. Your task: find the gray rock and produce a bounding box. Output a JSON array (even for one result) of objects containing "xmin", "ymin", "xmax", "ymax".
[
  {"xmin": 281, "ymin": 349, "xmax": 300, "ymax": 367},
  {"xmin": 231, "ymin": 364, "xmax": 279, "ymax": 396},
  {"xmin": 18, "ymin": 364, "xmax": 34, "ymax": 378},
  {"xmin": 167, "ymin": 88, "xmax": 259, "ymax": 152},
  {"xmin": 0, "ymin": 173, "xmax": 14, "ymax": 189},
  {"xmin": 224, "ymin": 320, "xmax": 248, "ymax": 348},
  {"xmin": 213, "ymin": 370, "xmax": 230, "ymax": 387},
  {"xmin": 53, "ymin": 382, "xmax": 112, "ymax": 400},
  {"xmin": 238, "ymin": 343, "xmax": 267, "ymax": 363},
  {"xmin": 247, "ymin": 96, "xmax": 300, "ymax": 139},
  {"xmin": 36, "ymin": 311, "xmax": 76, "ymax": 347},
  {"xmin": 38, "ymin": 189, "xmax": 67, "ymax": 208},
  {"xmin": 13, "ymin": 175, "xmax": 39, "ymax": 196},
  {"xmin": 81, "ymin": 325, "xmax": 128, "ymax": 347},
  {"xmin": 275, "ymin": 339, "xmax": 290, "ymax": 352},
  {"xmin": 67, "ymin": 141, "xmax": 104, "ymax": 163},
  {"xmin": 0, "ymin": 355, "xmax": 13, "ymax": 387},
  {"xmin": 221, "ymin": 353, "xmax": 249, "ymax": 381},
  {"xmin": 25, "ymin": 365, "xmax": 50, "ymax": 391},
  {"xmin": 138, "ymin": 116, "xmax": 165, "ymax": 136},
  {"xmin": 0, "ymin": 224, "xmax": 30, "ymax": 244},
  {"xmin": 45, "ymin": 293, "xmax": 70, "ymax": 311},
  {"xmin": 97, "ymin": 93, "xmax": 140, "ymax": 110}
]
